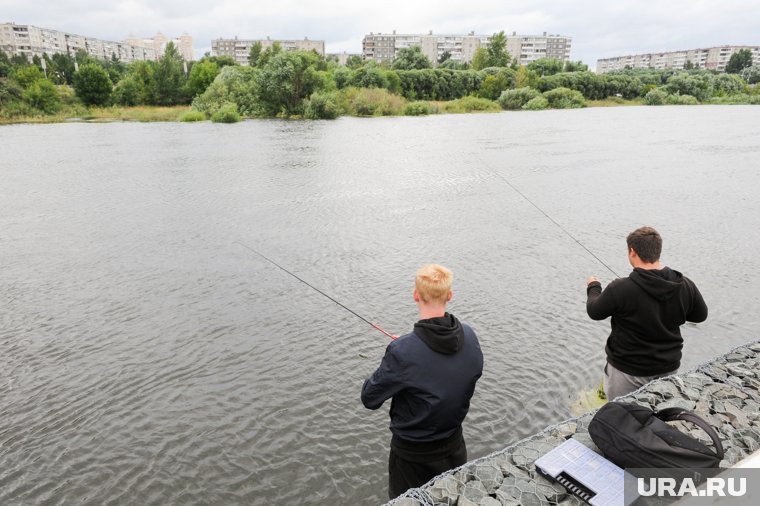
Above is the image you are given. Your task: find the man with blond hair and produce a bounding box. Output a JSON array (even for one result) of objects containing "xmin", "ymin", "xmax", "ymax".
[
  {"xmin": 586, "ymin": 226, "xmax": 708, "ymax": 399},
  {"xmin": 361, "ymin": 264, "xmax": 483, "ymax": 499}
]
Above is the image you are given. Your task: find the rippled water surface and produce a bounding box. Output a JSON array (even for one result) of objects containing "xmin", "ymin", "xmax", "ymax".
[{"xmin": 2, "ymin": 107, "xmax": 760, "ymax": 505}]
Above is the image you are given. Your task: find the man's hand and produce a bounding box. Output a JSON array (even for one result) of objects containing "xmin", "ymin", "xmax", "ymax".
[{"xmin": 586, "ymin": 276, "xmax": 600, "ymax": 286}]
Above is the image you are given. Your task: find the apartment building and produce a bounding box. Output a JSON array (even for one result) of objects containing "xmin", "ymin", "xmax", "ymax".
[
  {"xmin": 506, "ymin": 32, "xmax": 572, "ymax": 65},
  {"xmin": 596, "ymin": 46, "xmax": 760, "ymax": 73},
  {"xmin": 362, "ymin": 31, "xmax": 571, "ymax": 66},
  {"xmin": 0, "ymin": 22, "xmax": 155, "ymax": 63},
  {"xmin": 124, "ymin": 32, "xmax": 194, "ymax": 61},
  {"xmin": 211, "ymin": 36, "xmax": 325, "ymax": 65}
]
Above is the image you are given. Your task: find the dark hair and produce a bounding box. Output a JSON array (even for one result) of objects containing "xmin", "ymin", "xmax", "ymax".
[{"xmin": 626, "ymin": 226, "xmax": 662, "ymax": 263}]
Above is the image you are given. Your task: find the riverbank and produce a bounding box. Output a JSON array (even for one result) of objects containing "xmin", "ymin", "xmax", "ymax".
[
  {"xmin": 6, "ymin": 97, "xmax": 760, "ymax": 125},
  {"xmin": 390, "ymin": 340, "xmax": 760, "ymax": 505}
]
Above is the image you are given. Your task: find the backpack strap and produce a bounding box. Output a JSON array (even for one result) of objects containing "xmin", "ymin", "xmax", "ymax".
[{"xmin": 656, "ymin": 407, "xmax": 725, "ymax": 460}]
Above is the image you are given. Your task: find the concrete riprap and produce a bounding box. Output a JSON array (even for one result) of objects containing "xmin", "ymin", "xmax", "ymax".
[{"xmin": 389, "ymin": 341, "xmax": 760, "ymax": 506}]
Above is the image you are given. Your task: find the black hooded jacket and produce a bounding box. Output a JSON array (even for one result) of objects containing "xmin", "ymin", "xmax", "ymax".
[
  {"xmin": 587, "ymin": 267, "xmax": 708, "ymax": 376},
  {"xmin": 361, "ymin": 313, "xmax": 483, "ymax": 443}
]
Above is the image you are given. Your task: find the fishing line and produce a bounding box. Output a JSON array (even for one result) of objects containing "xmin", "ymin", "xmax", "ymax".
[
  {"xmin": 235, "ymin": 241, "xmax": 398, "ymax": 339},
  {"xmin": 479, "ymin": 157, "xmax": 620, "ymax": 278}
]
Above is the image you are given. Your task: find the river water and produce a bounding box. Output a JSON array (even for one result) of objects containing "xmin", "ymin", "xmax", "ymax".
[{"xmin": 1, "ymin": 106, "xmax": 759, "ymax": 505}]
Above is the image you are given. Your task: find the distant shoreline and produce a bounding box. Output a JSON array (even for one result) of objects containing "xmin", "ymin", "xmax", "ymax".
[{"xmin": 10, "ymin": 98, "xmax": 754, "ymax": 125}]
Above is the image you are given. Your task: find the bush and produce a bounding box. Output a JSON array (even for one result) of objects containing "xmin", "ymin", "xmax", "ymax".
[
  {"xmin": 192, "ymin": 66, "xmax": 261, "ymax": 117},
  {"xmin": 522, "ymin": 96, "xmax": 549, "ymax": 110},
  {"xmin": 179, "ymin": 109, "xmax": 206, "ymax": 121},
  {"xmin": 396, "ymin": 69, "xmax": 483, "ymax": 100},
  {"xmin": 111, "ymin": 76, "xmax": 142, "ymax": 106},
  {"xmin": 740, "ymin": 66, "xmax": 760, "ymax": 85},
  {"xmin": 11, "ymin": 65, "xmax": 44, "ymax": 88},
  {"xmin": 350, "ymin": 63, "xmax": 389, "ymax": 89},
  {"xmin": 643, "ymin": 88, "xmax": 668, "ymax": 105},
  {"xmin": 211, "ymin": 102, "xmax": 241, "ymax": 122},
  {"xmin": 477, "ymin": 69, "xmax": 515, "ymax": 100},
  {"xmin": 543, "ymin": 87, "xmax": 586, "ymax": 108},
  {"xmin": 710, "ymin": 73, "xmax": 747, "ymax": 96},
  {"xmin": 404, "ymin": 101, "xmax": 433, "ymax": 116},
  {"xmin": 538, "ymin": 71, "xmax": 607, "ymax": 99},
  {"xmin": 72, "ymin": 63, "xmax": 113, "ymax": 106},
  {"xmin": 665, "ymin": 73, "xmax": 711, "ymax": 102},
  {"xmin": 343, "ymin": 87, "xmax": 405, "ymax": 116},
  {"xmin": 22, "ymin": 79, "xmax": 62, "ymax": 113},
  {"xmin": 666, "ymin": 94, "xmax": 699, "ymax": 105},
  {"xmin": 498, "ymin": 87, "xmax": 540, "ymax": 110},
  {"xmin": 304, "ymin": 91, "xmax": 341, "ymax": 119},
  {"xmin": 0, "ymin": 77, "xmax": 24, "ymax": 107},
  {"xmin": 440, "ymin": 95, "xmax": 500, "ymax": 113}
]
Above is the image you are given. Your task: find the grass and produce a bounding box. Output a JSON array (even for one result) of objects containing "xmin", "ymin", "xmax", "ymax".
[
  {"xmin": 84, "ymin": 105, "xmax": 190, "ymax": 122},
  {"xmin": 0, "ymin": 105, "xmax": 192, "ymax": 125},
  {"xmin": 587, "ymin": 98, "xmax": 643, "ymax": 107}
]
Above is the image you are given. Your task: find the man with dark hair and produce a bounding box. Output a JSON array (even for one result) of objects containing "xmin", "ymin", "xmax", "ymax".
[
  {"xmin": 361, "ymin": 264, "xmax": 483, "ymax": 499},
  {"xmin": 586, "ymin": 226, "xmax": 708, "ymax": 399}
]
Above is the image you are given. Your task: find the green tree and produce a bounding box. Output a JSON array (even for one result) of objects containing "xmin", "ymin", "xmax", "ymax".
[
  {"xmin": 563, "ymin": 60, "xmax": 589, "ymax": 72},
  {"xmin": 351, "ymin": 62, "xmax": 389, "ymax": 88},
  {"xmin": 0, "ymin": 49, "xmax": 11, "ymax": 77},
  {"xmin": 665, "ymin": 73, "xmax": 711, "ymax": 101},
  {"xmin": 256, "ymin": 49, "xmax": 322, "ymax": 116},
  {"xmin": 10, "ymin": 54, "xmax": 29, "ymax": 66},
  {"xmin": 154, "ymin": 41, "xmax": 187, "ymax": 105},
  {"xmin": 72, "ymin": 63, "xmax": 113, "ymax": 105},
  {"xmin": 346, "ymin": 55, "xmax": 364, "ymax": 69},
  {"xmin": 111, "ymin": 75, "xmax": 142, "ymax": 105},
  {"xmin": 392, "ymin": 46, "xmax": 432, "ymax": 70},
  {"xmin": 188, "ymin": 59, "xmax": 220, "ymax": 97},
  {"xmin": 127, "ymin": 60, "xmax": 158, "ymax": 104},
  {"xmin": 207, "ymin": 55, "xmax": 238, "ymax": 68},
  {"xmin": 478, "ymin": 68, "xmax": 515, "ymax": 100},
  {"xmin": 258, "ymin": 42, "xmax": 282, "ymax": 67},
  {"xmin": 726, "ymin": 49, "xmax": 753, "ymax": 74},
  {"xmin": 248, "ymin": 41, "xmax": 263, "ymax": 67},
  {"xmin": 527, "ymin": 58, "xmax": 564, "ymax": 76},
  {"xmin": 438, "ymin": 50, "xmax": 452, "ymax": 65},
  {"xmin": 22, "ymin": 78, "xmax": 61, "ymax": 113},
  {"xmin": 683, "ymin": 60, "xmax": 695, "ymax": 70},
  {"xmin": 740, "ymin": 65, "xmax": 760, "ymax": 84},
  {"xmin": 439, "ymin": 59, "xmax": 466, "ymax": 70},
  {"xmin": 51, "ymin": 53, "xmax": 76, "ymax": 84},
  {"xmin": 11, "ymin": 65, "xmax": 45, "ymax": 88},
  {"xmin": 471, "ymin": 47, "xmax": 488, "ymax": 70},
  {"xmin": 485, "ymin": 31, "xmax": 510, "ymax": 67},
  {"xmin": 514, "ymin": 65, "xmax": 539, "ymax": 88}
]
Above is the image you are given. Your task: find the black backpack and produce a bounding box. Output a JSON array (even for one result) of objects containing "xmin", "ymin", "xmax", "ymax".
[{"xmin": 588, "ymin": 401, "xmax": 724, "ymax": 468}]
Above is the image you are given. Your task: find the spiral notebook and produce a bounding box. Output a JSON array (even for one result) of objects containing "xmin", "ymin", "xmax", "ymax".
[{"xmin": 534, "ymin": 438, "xmax": 636, "ymax": 506}]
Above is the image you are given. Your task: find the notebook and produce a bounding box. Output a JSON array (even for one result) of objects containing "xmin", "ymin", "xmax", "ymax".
[{"xmin": 534, "ymin": 438, "xmax": 637, "ymax": 506}]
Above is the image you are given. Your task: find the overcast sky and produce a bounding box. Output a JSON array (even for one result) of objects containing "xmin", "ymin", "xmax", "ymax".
[{"xmin": 1, "ymin": 0, "xmax": 757, "ymax": 66}]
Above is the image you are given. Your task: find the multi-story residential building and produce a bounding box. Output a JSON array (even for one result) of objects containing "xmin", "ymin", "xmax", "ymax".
[
  {"xmin": 596, "ymin": 46, "xmax": 760, "ymax": 73},
  {"xmin": 506, "ymin": 32, "xmax": 572, "ymax": 65},
  {"xmin": 0, "ymin": 22, "xmax": 155, "ymax": 63},
  {"xmin": 211, "ymin": 36, "xmax": 325, "ymax": 65},
  {"xmin": 362, "ymin": 31, "xmax": 571, "ymax": 66},
  {"xmin": 124, "ymin": 32, "xmax": 194, "ymax": 61}
]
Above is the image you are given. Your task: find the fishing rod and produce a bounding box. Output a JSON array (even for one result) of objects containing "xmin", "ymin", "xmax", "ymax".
[
  {"xmin": 479, "ymin": 156, "xmax": 620, "ymax": 278},
  {"xmin": 235, "ymin": 241, "xmax": 398, "ymax": 340}
]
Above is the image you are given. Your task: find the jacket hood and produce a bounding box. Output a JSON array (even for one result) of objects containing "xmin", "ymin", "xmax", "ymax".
[
  {"xmin": 629, "ymin": 267, "xmax": 683, "ymax": 302},
  {"xmin": 413, "ymin": 313, "xmax": 464, "ymax": 355}
]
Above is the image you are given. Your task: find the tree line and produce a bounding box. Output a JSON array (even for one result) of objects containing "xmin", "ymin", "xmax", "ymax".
[{"xmin": 1, "ymin": 36, "xmax": 758, "ymax": 121}]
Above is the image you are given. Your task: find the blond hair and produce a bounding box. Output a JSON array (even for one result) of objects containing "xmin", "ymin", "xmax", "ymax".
[{"xmin": 415, "ymin": 264, "xmax": 453, "ymax": 305}]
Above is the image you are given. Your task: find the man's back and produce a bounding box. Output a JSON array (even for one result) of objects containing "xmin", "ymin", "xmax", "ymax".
[
  {"xmin": 361, "ymin": 315, "xmax": 483, "ymax": 442},
  {"xmin": 587, "ymin": 266, "xmax": 707, "ymax": 376}
]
